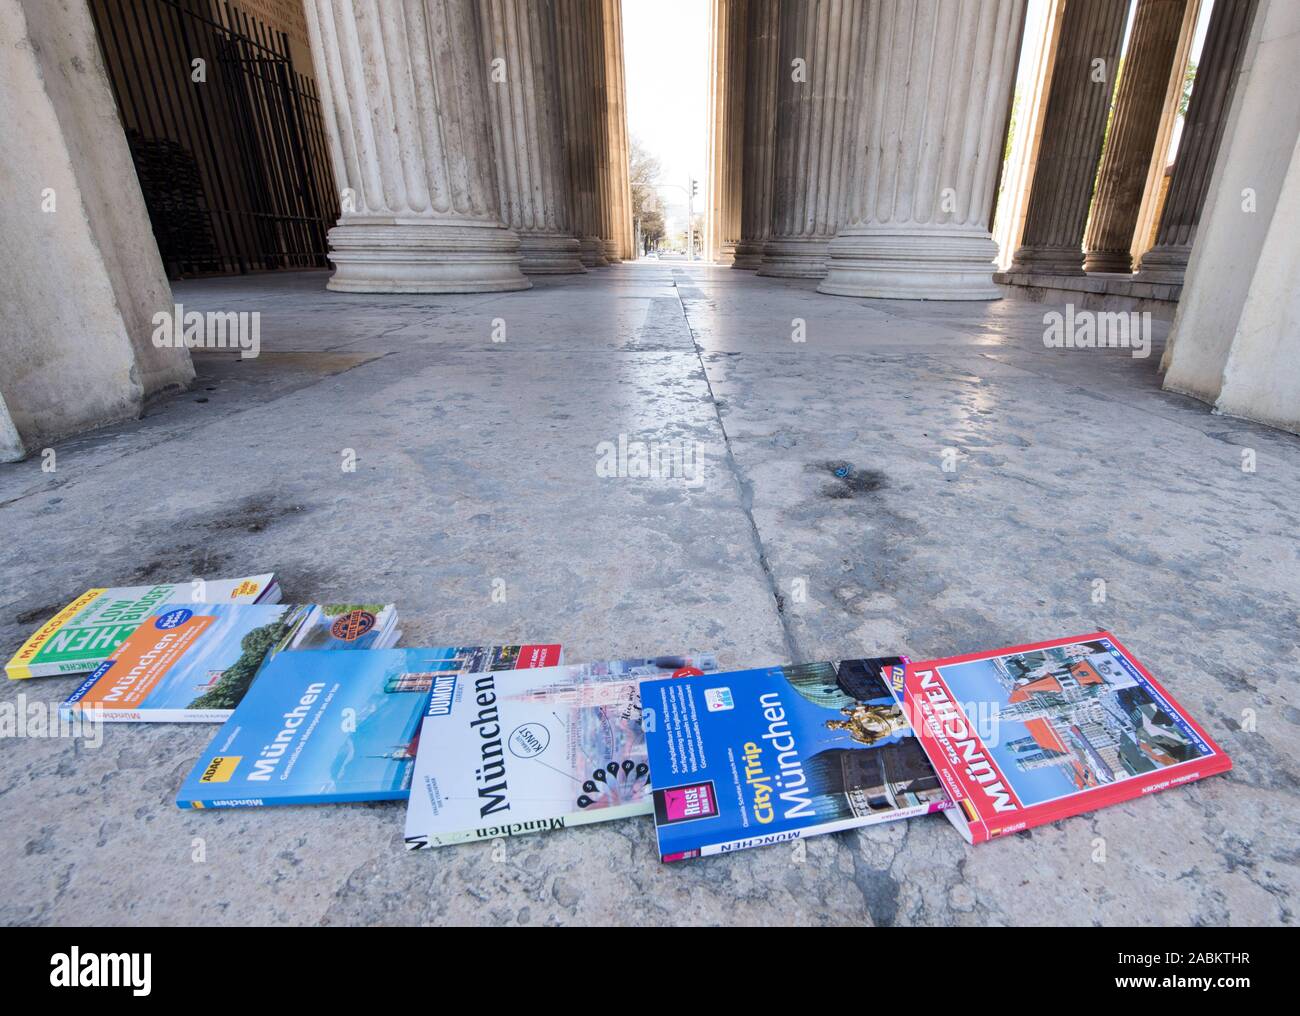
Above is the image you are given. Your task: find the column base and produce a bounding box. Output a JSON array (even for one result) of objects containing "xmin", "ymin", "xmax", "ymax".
[
  {"xmin": 1082, "ymin": 249, "xmax": 1135, "ymax": 275},
  {"xmin": 757, "ymin": 237, "xmax": 829, "ymax": 278},
  {"xmin": 602, "ymin": 238, "xmax": 622, "ymax": 263},
  {"xmin": 519, "ymin": 233, "xmax": 587, "ymax": 275},
  {"xmin": 731, "ymin": 239, "xmax": 763, "ymax": 270},
  {"xmin": 1133, "ymin": 242, "xmax": 1191, "ymax": 285},
  {"xmin": 818, "ymin": 228, "xmax": 1002, "ymax": 300},
  {"xmin": 579, "ymin": 237, "xmax": 609, "ymax": 268},
  {"xmin": 1008, "ymin": 245, "xmax": 1086, "ymax": 276},
  {"xmin": 326, "ymin": 220, "xmax": 530, "ymax": 293}
]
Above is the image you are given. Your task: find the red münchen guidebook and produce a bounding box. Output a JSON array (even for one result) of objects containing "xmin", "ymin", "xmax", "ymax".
[{"xmin": 892, "ymin": 632, "xmax": 1231, "ymax": 844}]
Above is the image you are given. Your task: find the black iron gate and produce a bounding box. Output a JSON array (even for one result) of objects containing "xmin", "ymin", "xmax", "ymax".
[{"xmin": 89, "ymin": 0, "xmax": 338, "ymax": 277}]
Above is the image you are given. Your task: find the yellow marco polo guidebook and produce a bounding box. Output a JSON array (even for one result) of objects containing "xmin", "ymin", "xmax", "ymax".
[{"xmin": 6, "ymin": 574, "xmax": 280, "ymax": 679}]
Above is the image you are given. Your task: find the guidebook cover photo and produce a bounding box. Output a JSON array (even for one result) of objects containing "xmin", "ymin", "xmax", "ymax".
[
  {"xmin": 5, "ymin": 573, "xmax": 279, "ymax": 679},
  {"xmin": 404, "ymin": 655, "xmax": 719, "ymax": 849},
  {"xmin": 893, "ymin": 632, "xmax": 1232, "ymax": 844},
  {"xmin": 178, "ymin": 644, "xmax": 562, "ymax": 808},
  {"xmin": 642, "ymin": 657, "xmax": 951, "ymax": 862},
  {"xmin": 62, "ymin": 602, "xmax": 399, "ymax": 722}
]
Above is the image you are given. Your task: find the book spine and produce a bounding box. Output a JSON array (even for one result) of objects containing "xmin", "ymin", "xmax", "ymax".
[
  {"xmin": 67, "ymin": 706, "xmax": 233, "ymax": 723},
  {"xmin": 676, "ymin": 802, "xmax": 942, "ymax": 861},
  {"xmin": 409, "ymin": 800, "xmax": 652, "ymax": 849},
  {"xmin": 179, "ymin": 788, "xmax": 410, "ymax": 809},
  {"xmin": 11, "ymin": 660, "xmax": 99, "ymax": 681}
]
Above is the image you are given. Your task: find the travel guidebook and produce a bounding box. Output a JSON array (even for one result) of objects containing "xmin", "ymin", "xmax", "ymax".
[
  {"xmin": 177, "ymin": 644, "xmax": 563, "ymax": 808},
  {"xmin": 642, "ymin": 657, "xmax": 951, "ymax": 862},
  {"xmin": 5, "ymin": 573, "xmax": 279, "ymax": 679},
  {"xmin": 891, "ymin": 632, "xmax": 1232, "ymax": 844},
  {"xmin": 62, "ymin": 602, "xmax": 399, "ymax": 722},
  {"xmin": 404, "ymin": 655, "xmax": 719, "ymax": 849}
]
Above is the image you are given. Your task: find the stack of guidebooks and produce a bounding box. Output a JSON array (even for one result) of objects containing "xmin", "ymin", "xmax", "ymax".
[
  {"xmin": 62, "ymin": 601, "xmax": 402, "ymax": 722},
  {"xmin": 639, "ymin": 635, "xmax": 1230, "ymax": 859},
  {"xmin": 5, "ymin": 573, "xmax": 1231, "ymax": 863},
  {"xmin": 5, "ymin": 574, "xmax": 279, "ymax": 679}
]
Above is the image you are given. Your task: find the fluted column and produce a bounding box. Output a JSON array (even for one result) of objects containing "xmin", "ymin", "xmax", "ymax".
[
  {"xmin": 704, "ymin": 0, "xmax": 737, "ymax": 263},
  {"xmin": 603, "ymin": 0, "xmax": 634, "ymax": 260},
  {"xmin": 707, "ymin": 0, "xmax": 747, "ymax": 264},
  {"xmin": 722, "ymin": 1, "xmax": 748, "ymax": 262},
  {"xmin": 480, "ymin": 0, "xmax": 584, "ymax": 275},
  {"xmin": 303, "ymin": 0, "xmax": 528, "ymax": 293},
  {"xmin": 1136, "ymin": 0, "xmax": 1259, "ymax": 283},
  {"xmin": 1083, "ymin": 0, "xmax": 1189, "ymax": 274},
  {"xmin": 820, "ymin": 0, "xmax": 1026, "ymax": 299},
  {"xmin": 758, "ymin": 0, "xmax": 863, "ymax": 279},
  {"xmin": 587, "ymin": 1, "xmax": 619, "ymax": 263},
  {"xmin": 733, "ymin": 0, "xmax": 779, "ymax": 270},
  {"xmin": 1009, "ymin": 0, "xmax": 1130, "ymax": 275},
  {"xmin": 556, "ymin": 0, "xmax": 607, "ymax": 267}
]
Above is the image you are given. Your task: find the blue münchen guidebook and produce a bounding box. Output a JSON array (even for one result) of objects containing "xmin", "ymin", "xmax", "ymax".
[
  {"xmin": 176, "ymin": 644, "xmax": 560, "ymax": 808},
  {"xmin": 641, "ymin": 658, "xmax": 951, "ymax": 861}
]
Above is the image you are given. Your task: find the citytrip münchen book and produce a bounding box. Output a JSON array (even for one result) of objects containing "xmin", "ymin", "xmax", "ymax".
[
  {"xmin": 5, "ymin": 573, "xmax": 279, "ymax": 679},
  {"xmin": 177, "ymin": 644, "xmax": 561, "ymax": 808},
  {"xmin": 642, "ymin": 658, "xmax": 950, "ymax": 862},
  {"xmin": 62, "ymin": 602, "xmax": 399, "ymax": 722},
  {"xmin": 404, "ymin": 655, "xmax": 718, "ymax": 849},
  {"xmin": 892, "ymin": 632, "xmax": 1232, "ymax": 844}
]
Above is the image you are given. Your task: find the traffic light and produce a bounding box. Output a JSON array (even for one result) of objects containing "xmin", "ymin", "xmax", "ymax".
[{"xmin": 690, "ymin": 178, "xmax": 698, "ymax": 198}]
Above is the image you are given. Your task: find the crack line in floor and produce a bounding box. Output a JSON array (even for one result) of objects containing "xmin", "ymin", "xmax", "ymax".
[{"xmin": 670, "ymin": 269, "xmax": 802, "ymax": 664}]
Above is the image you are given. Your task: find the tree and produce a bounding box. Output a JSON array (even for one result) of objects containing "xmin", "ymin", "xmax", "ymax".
[
  {"xmin": 640, "ymin": 192, "xmax": 665, "ymax": 250},
  {"xmin": 188, "ymin": 619, "xmax": 291, "ymax": 711},
  {"xmin": 629, "ymin": 135, "xmax": 668, "ymax": 250},
  {"xmin": 1179, "ymin": 60, "xmax": 1198, "ymax": 118}
]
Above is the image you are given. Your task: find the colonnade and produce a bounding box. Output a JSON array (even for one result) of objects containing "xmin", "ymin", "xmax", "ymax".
[
  {"xmin": 3, "ymin": 0, "xmax": 1298, "ymax": 455},
  {"xmin": 302, "ymin": 0, "xmax": 634, "ymax": 292},
  {"xmin": 707, "ymin": 0, "xmax": 1028, "ymax": 299},
  {"xmin": 705, "ymin": 0, "xmax": 1259, "ymax": 298}
]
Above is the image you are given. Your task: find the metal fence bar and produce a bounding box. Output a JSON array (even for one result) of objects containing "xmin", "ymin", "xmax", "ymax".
[{"xmin": 88, "ymin": 0, "xmax": 339, "ymax": 278}]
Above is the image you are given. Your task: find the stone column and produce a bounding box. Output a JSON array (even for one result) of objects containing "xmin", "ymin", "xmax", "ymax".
[
  {"xmin": 1162, "ymin": 0, "xmax": 1300, "ymax": 433},
  {"xmin": 819, "ymin": 0, "xmax": 1026, "ymax": 299},
  {"xmin": 758, "ymin": 0, "xmax": 863, "ymax": 279},
  {"xmin": 1128, "ymin": 0, "xmax": 1201, "ymax": 266},
  {"xmin": 733, "ymin": 0, "xmax": 779, "ymax": 270},
  {"xmin": 707, "ymin": 0, "xmax": 747, "ymax": 264},
  {"xmin": 304, "ymin": 0, "xmax": 528, "ymax": 292},
  {"xmin": 1009, "ymin": 0, "xmax": 1130, "ymax": 275},
  {"xmin": 704, "ymin": 0, "xmax": 730, "ymax": 263},
  {"xmin": 480, "ymin": 0, "xmax": 584, "ymax": 275},
  {"xmin": 556, "ymin": 0, "xmax": 607, "ymax": 266},
  {"xmin": 721, "ymin": 1, "xmax": 748, "ymax": 263},
  {"xmin": 603, "ymin": 0, "xmax": 634, "ymax": 260},
  {"xmin": 991, "ymin": 0, "xmax": 1062, "ymax": 270},
  {"xmin": 1136, "ymin": 0, "xmax": 1259, "ymax": 283},
  {"xmin": 586, "ymin": 1, "xmax": 620, "ymax": 263},
  {"xmin": 1082, "ymin": 0, "xmax": 1189, "ymax": 274},
  {"xmin": 1, "ymin": 0, "xmax": 193, "ymax": 459}
]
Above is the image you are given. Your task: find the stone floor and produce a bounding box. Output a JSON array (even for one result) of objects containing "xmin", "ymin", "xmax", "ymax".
[{"xmin": 1, "ymin": 263, "xmax": 1296, "ymax": 926}]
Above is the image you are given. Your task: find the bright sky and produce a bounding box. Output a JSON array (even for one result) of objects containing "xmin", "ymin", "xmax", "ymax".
[{"xmin": 622, "ymin": 0, "xmax": 710, "ymax": 220}]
